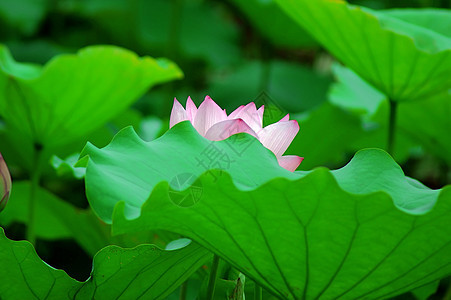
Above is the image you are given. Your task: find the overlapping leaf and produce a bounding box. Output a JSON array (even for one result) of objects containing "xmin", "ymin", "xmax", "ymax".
[
  {"xmin": 330, "ymin": 63, "xmax": 451, "ymax": 166},
  {"xmin": 275, "ymin": 0, "xmax": 451, "ymax": 102},
  {"xmin": 0, "ymin": 228, "xmax": 211, "ymax": 299},
  {"xmin": 80, "ymin": 122, "xmax": 451, "ymax": 299},
  {"xmin": 0, "ymin": 44, "xmax": 182, "ymax": 149}
]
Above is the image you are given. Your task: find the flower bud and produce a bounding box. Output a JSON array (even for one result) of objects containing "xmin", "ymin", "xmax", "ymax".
[{"xmin": 0, "ymin": 153, "xmax": 12, "ymax": 212}]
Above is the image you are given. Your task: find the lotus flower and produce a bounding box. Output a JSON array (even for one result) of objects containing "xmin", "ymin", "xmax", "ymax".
[
  {"xmin": 170, "ymin": 96, "xmax": 303, "ymax": 171},
  {"xmin": 0, "ymin": 153, "xmax": 11, "ymax": 212}
]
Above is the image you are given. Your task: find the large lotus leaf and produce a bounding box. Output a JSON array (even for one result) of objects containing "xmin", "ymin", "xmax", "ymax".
[
  {"xmin": 80, "ymin": 122, "xmax": 451, "ymax": 299},
  {"xmin": 0, "ymin": 107, "xmax": 142, "ymax": 172},
  {"xmin": 77, "ymin": 121, "xmax": 298, "ymax": 223},
  {"xmin": 0, "ymin": 44, "xmax": 182, "ymax": 149},
  {"xmin": 227, "ymin": 0, "xmax": 317, "ymax": 48},
  {"xmin": 0, "ymin": 228, "xmax": 211, "ymax": 299},
  {"xmin": 111, "ymin": 169, "xmax": 450, "ymax": 299},
  {"xmin": 275, "ymin": 0, "xmax": 451, "ymax": 103}
]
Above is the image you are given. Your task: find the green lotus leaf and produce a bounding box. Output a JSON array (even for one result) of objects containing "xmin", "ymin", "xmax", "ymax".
[
  {"xmin": 0, "ymin": 228, "xmax": 211, "ymax": 299},
  {"xmin": 79, "ymin": 122, "xmax": 451, "ymax": 299},
  {"xmin": 77, "ymin": 121, "xmax": 298, "ymax": 223},
  {"xmin": 0, "ymin": 44, "xmax": 182, "ymax": 149},
  {"xmin": 329, "ymin": 63, "xmax": 386, "ymax": 119},
  {"xmin": 51, "ymin": 154, "xmax": 86, "ymax": 179},
  {"xmin": 275, "ymin": 0, "xmax": 451, "ymax": 103}
]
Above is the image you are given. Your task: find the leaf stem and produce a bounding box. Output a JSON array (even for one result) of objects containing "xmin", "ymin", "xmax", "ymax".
[
  {"xmin": 179, "ymin": 281, "xmax": 188, "ymax": 300},
  {"xmin": 259, "ymin": 39, "xmax": 273, "ymax": 93},
  {"xmin": 254, "ymin": 284, "xmax": 263, "ymax": 300},
  {"xmin": 168, "ymin": 0, "xmax": 183, "ymax": 60},
  {"xmin": 163, "ymin": 0, "xmax": 183, "ymax": 118},
  {"xmin": 206, "ymin": 254, "xmax": 220, "ymax": 300},
  {"xmin": 387, "ymin": 99, "xmax": 398, "ymax": 156},
  {"xmin": 27, "ymin": 144, "xmax": 44, "ymax": 246},
  {"xmin": 444, "ymin": 282, "xmax": 451, "ymax": 300}
]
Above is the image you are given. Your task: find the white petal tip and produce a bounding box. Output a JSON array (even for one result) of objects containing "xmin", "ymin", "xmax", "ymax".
[{"xmin": 170, "ymin": 98, "xmax": 187, "ymax": 128}]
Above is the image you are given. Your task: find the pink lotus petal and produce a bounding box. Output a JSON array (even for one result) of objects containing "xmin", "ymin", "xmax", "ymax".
[
  {"xmin": 279, "ymin": 114, "xmax": 290, "ymax": 122},
  {"xmin": 228, "ymin": 102, "xmax": 263, "ymax": 132},
  {"xmin": 168, "ymin": 96, "xmax": 303, "ymax": 172},
  {"xmin": 257, "ymin": 105, "xmax": 264, "ymax": 123},
  {"xmin": 258, "ymin": 120, "xmax": 299, "ymax": 156},
  {"xmin": 228, "ymin": 105, "xmax": 245, "ymax": 119},
  {"xmin": 193, "ymin": 96, "xmax": 228, "ymax": 136},
  {"xmin": 185, "ymin": 96, "xmax": 197, "ymax": 122},
  {"xmin": 205, "ymin": 119, "xmax": 258, "ymax": 141},
  {"xmin": 169, "ymin": 98, "xmax": 187, "ymax": 128},
  {"xmin": 277, "ymin": 155, "xmax": 304, "ymax": 172}
]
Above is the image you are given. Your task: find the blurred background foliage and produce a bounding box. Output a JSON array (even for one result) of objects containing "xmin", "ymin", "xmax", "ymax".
[{"xmin": 0, "ymin": 0, "xmax": 450, "ymax": 298}]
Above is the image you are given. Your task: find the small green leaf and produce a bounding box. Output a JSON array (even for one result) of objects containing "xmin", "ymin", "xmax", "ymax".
[
  {"xmin": 0, "ymin": 228, "xmax": 211, "ymax": 299},
  {"xmin": 51, "ymin": 154, "xmax": 86, "ymax": 179}
]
